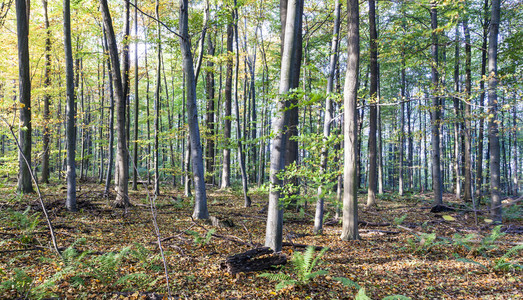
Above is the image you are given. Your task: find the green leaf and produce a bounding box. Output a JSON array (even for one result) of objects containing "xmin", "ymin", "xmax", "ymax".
[
  {"xmin": 383, "ymin": 296, "xmax": 411, "ymax": 300},
  {"xmin": 355, "ymin": 288, "xmax": 372, "ymax": 300},
  {"xmin": 332, "ymin": 276, "xmax": 360, "ymax": 289},
  {"xmin": 442, "ymin": 215, "xmax": 455, "ymax": 221}
]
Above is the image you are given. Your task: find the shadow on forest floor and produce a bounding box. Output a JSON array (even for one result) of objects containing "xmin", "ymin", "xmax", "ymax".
[{"xmin": 0, "ymin": 182, "xmax": 521, "ymax": 299}]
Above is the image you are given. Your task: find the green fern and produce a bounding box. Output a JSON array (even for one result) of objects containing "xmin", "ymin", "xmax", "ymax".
[
  {"xmin": 333, "ymin": 276, "xmax": 360, "ymax": 289},
  {"xmin": 258, "ymin": 246, "xmax": 329, "ymax": 291}
]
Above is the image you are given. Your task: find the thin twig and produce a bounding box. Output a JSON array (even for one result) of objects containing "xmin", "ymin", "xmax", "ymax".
[{"xmin": 1, "ymin": 117, "xmax": 61, "ymax": 258}]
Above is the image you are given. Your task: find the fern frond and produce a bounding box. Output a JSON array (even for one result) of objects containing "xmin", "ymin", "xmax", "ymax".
[
  {"xmin": 258, "ymin": 272, "xmax": 292, "ymax": 282},
  {"xmin": 333, "ymin": 276, "xmax": 360, "ymax": 289},
  {"xmin": 275, "ymin": 280, "xmax": 298, "ymax": 291}
]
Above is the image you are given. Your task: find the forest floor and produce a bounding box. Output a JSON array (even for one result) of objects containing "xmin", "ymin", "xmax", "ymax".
[{"xmin": 0, "ymin": 181, "xmax": 522, "ymax": 299}]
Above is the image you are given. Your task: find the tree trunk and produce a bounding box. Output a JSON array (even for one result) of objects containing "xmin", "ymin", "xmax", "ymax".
[
  {"xmin": 265, "ymin": 0, "xmax": 301, "ymax": 252},
  {"xmin": 132, "ymin": 0, "xmax": 139, "ymax": 191},
  {"xmin": 179, "ymin": 0, "xmax": 208, "ymax": 219},
  {"xmin": 221, "ymin": 20, "xmax": 233, "ymax": 189},
  {"xmin": 16, "ymin": 0, "xmax": 33, "ymax": 194},
  {"xmin": 103, "ymin": 28, "xmax": 115, "ymax": 197},
  {"xmin": 154, "ymin": 0, "xmax": 161, "ymax": 196},
  {"xmin": 62, "ymin": 0, "xmax": 77, "ymax": 210},
  {"xmin": 476, "ymin": 0, "xmax": 488, "ymax": 199},
  {"xmin": 100, "ymin": 0, "xmax": 129, "ymax": 207},
  {"xmin": 462, "ymin": 18, "xmax": 472, "ymax": 202},
  {"xmin": 341, "ymin": 0, "xmax": 360, "ymax": 241},
  {"xmin": 488, "ymin": 0, "xmax": 502, "ymax": 223},
  {"xmin": 314, "ymin": 0, "xmax": 340, "ymax": 235},
  {"xmin": 366, "ymin": 0, "xmax": 378, "ymax": 208},
  {"xmin": 41, "ymin": 0, "xmax": 51, "ymax": 184},
  {"xmin": 205, "ymin": 33, "xmax": 215, "ymax": 184},
  {"xmin": 453, "ymin": 24, "xmax": 461, "ymax": 199},
  {"xmin": 233, "ymin": 2, "xmax": 250, "ymax": 207},
  {"xmin": 430, "ymin": 2, "xmax": 443, "ymax": 207}
]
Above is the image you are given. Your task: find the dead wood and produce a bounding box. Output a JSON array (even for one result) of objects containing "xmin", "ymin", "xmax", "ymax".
[{"xmin": 220, "ymin": 247, "xmax": 287, "ymax": 274}]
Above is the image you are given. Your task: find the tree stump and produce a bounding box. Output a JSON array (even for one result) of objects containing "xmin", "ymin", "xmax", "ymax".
[{"xmin": 221, "ymin": 247, "xmax": 287, "ymax": 275}]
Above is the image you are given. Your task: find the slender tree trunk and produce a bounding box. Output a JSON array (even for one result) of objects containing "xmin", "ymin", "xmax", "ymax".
[
  {"xmin": 15, "ymin": 0, "xmax": 33, "ymax": 194},
  {"xmin": 265, "ymin": 0, "xmax": 300, "ymax": 252},
  {"xmin": 205, "ymin": 34, "xmax": 216, "ymax": 184},
  {"xmin": 41, "ymin": 0, "xmax": 51, "ymax": 184},
  {"xmin": 463, "ymin": 18, "xmax": 472, "ymax": 202},
  {"xmin": 100, "ymin": 0, "xmax": 129, "ymax": 207},
  {"xmin": 366, "ymin": 0, "xmax": 378, "ymax": 208},
  {"xmin": 512, "ymin": 103, "xmax": 518, "ymax": 195},
  {"xmin": 103, "ymin": 29, "xmax": 115, "ymax": 197},
  {"xmin": 488, "ymin": 0, "xmax": 501, "ymax": 223},
  {"xmin": 398, "ymin": 53, "xmax": 406, "ymax": 196},
  {"xmin": 233, "ymin": 2, "xmax": 250, "ymax": 207},
  {"xmin": 314, "ymin": 0, "xmax": 340, "ymax": 235},
  {"xmin": 221, "ymin": 20, "xmax": 233, "ymax": 189},
  {"xmin": 63, "ymin": 0, "xmax": 75, "ymax": 209},
  {"xmin": 154, "ymin": 0, "xmax": 161, "ymax": 196},
  {"xmin": 476, "ymin": 0, "xmax": 488, "ymax": 199},
  {"xmin": 341, "ymin": 0, "xmax": 360, "ymax": 241},
  {"xmin": 179, "ymin": 0, "xmax": 208, "ymax": 219},
  {"xmin": 132, "ymin": 0, "xmax": 139, "ymax": 190},
  {"xmin": 122, "ymin": 0, "xmax": 130, "ymax": 149},
  {"xmin": 430, "ymin": 2, "xmax": 443, "ymax": 207},
  {"xmin": 453, "ymin": 24, "xmax": 461, "ymax": 199}
]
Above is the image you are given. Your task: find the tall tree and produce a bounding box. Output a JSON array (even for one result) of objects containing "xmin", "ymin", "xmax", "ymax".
[
  {"xmin": 314, "ymin": 0, "xmax": 340, "ymax": 235},
  {"xmin": 64, "ymin": 0, "xmax": 76, "ymax": 210},
  {"xmin": 265, "ymin": 0, "xmax": 301, "ymax": 252},
  {"xmin": 341, "ymin": 0, "xmax": 360, "ymax": 241},
  {"xmin": 233, "ymin": 1, "xmax": 250, "ymax": 207},
  {"xmin": 15, "ymin": 0, "xmax": 33, "ymax": 194},
  {"xmin": 220, "ymin": 16, "xmax": 233, "ymax": 189},
  {"xmin": 366, "ymin": 0, "xmax": 378, "ymax": 208},
  {"xmin": 132, "ymin": 0, "xmax": 139, "ymax": 190},
  {"xmin": 205, "ymin": 33, "xmax": 216, "ymax": 184},
  {"xmin": 462, "ymin": 16, "xmax": 472, "ymax": 202},
  {"xmin": 488, "ymin": 0, "xmax": 502, "ymax": 223},
  {"xmin": 154, "ymin": 0, "xmax": 161, "ymax": 196},
  {"xmin": 430, "ymin": 1, "xmax": 443, "ymax": 207},
  {"xmin": 100, "ymin": 0, "xmax": 129, "ymax": 207},
  {"xmin": 179, "ymin": 0, "xmax": 208, "ymax": 219},
  {"xmin": 41, "ymin": 0, "xmax": 51, "ymax": 184}
]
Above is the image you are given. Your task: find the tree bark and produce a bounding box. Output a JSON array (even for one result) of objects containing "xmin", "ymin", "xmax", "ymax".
[
  {"xmin": 63, "ymin": 0, "xmax": 76, "ymax": 210},
  {"xmin": 41, "ymin": 0, "xmax": 51, "ymax": 184},
  {"xmin": 233, "ymin": 2, "xmax": 250, "ymax": 207},
  {"xmin": 16, "ymin": 0, "xmax": 33, "ymax": 194},
  {"xmin": 179, "ymin": 0, "xmax": 208, "ymax": 219},
  {"xmin": 265, "ymin": 0, "xmax": 300, "ymax": 252},
  {"xmin": 462, "ymin": 18, "xmax": 472, "ymax": 202},
  {"xmin": 221, "ymin": 19, "xmax": 233, "ymax": 189},
  {"xmin": 205, "ymin": 34, "xmax": 215, "ymax": 184},
  {"xmin": 132, "ymin": 0, "xmax": 139, "ymax": 191},
  {"xmin": 488, "ymin": 0, "xmax": 502, "ymax": 223},
  {"xmin": 366, "ymin": 0, "xmax": 378, "ymax": 208},
  {"xmin": 430, "ymin": 2, "xmax": 443, "ymax": 207},
  {"xmin": 314, "ymin": 0, "xmax": 340, "ymax": 235},
  {"xmin": 341, "ymin": 0, "xmax": 360, "ymax": 241},
  {"xmin": 100, "ymin": 0, "xmax": 129, "ymax": 207}
]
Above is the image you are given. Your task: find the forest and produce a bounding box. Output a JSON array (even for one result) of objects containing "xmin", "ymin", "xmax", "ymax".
[{"xmin": 0, "ymin": 0, "xmax": 521, "ymax": 298}]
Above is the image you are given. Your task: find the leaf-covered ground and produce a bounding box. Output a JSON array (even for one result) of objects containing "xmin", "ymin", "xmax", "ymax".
[{"xmin": 0, "ymin": 182, "xmax": 521, "ymax": 299}]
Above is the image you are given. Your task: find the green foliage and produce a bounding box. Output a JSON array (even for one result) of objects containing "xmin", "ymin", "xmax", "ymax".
[
  {"xmin": 116, "ymin": 273, "xmax": 159, "ymax": 291},
  {"xmin": 5, "ymin": 207, "xmax": 41, "ymax": 244},
  {"xmin": 0, "ymin": 268, "xmax": 33, "ymax": 298},
  {"xmin": 407, "ymin": 233, "xmax": 438, "ymax": 254},
  {"xmin": 87, "ymin": 246, "xmax": 132, "ymax": 285},
  {"xmin": 258, "ymin": 246, "xmax": 329, "ymax": 291},
  {"xmin": 393, "ymin": 214, "xmax": 407, "ymax": 225},
  {"xmin": 129, "ymin": 243, "xmax": 163, "ymax": 271},
  {"xmin": 186, "ymin": 229, "xmax": 215, "ymax": 246},
  {"xmin": 454, "ymin": 240, "xmax": 523, "ymax": 272},
  {"xmin": 333, "ymin": 276, "xmax": 360, "ymax": 289}
]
